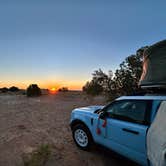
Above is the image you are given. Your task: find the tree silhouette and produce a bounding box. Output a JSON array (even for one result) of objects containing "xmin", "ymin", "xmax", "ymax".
[
  {"xmin": 83, "ymin": 46, "xmax": 148, "ymax": 99},
  {"xmin": 0, "ymin": 87, "xmax": 8, "ymax": 93},
  {"xmin": 26, "ymin": 84, "xmax": 41, "ymax": 97},
  {"xmin": 58, "ymin": 87, "xmax": 69, "ymax": 92},
  {"xmin": 9, "ymin": 86, "xmax": 19, "ymax": 92},
  {"xmin": 83, "ymin": 80, "xmax": 103, "ymax": 96}
]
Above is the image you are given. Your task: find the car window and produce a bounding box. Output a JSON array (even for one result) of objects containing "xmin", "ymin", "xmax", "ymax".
[{"xmin": 106, "ymin": 100, "xmax": 148, "ymax": 124}]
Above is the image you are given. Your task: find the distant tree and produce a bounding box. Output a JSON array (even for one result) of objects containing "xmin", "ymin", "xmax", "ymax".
[
  {"xmin": 26, "ymin": 84, "xmax": 41, "ymax": 97},
  {"xmin": 58, "ymin": 87, "xmax": 69, "ymax": 92},
  {"xmin": 82, "ymin": 46, "xmax": 148, "ymax": 99},
  {"xmin": 0, "ymin": 87, "xmax": 8, "ymax": 93},
  {"xmin": 9, "ymin": 86, "xmax": 19, "ymax": 92},
  {"xmin": 83, "ymin": 80, "xmax": 103, "ymax": 96}
]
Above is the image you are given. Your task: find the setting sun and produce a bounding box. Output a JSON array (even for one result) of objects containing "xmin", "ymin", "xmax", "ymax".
[
  {"xmin": 49, "ymin": 87, "xmax": 57, "ymax": 94},
  {"xmin": 51, "ymin": 87, "xmax": 56, "ymax": 91}
]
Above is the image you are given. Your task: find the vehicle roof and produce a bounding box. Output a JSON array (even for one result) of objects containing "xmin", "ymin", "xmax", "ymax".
[{"xmin": 117, "ymin": 95, "xmax": 166, "ymax": 101}]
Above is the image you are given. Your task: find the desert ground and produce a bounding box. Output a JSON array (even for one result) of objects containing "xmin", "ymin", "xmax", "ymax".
[{"xmin": 0, "ymin": 91, "xmax": 138, "ymax": 166}]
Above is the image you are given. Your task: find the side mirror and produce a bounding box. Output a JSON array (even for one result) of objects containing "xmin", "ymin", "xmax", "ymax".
[{"xmin": 99, "ymin": 111, "xmax": 106, "ymax": 119}]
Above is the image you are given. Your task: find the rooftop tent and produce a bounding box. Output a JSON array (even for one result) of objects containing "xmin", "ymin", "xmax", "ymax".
[{"xmin": 139, "ymin": 40, "xmax": 166, "ymax": 88}]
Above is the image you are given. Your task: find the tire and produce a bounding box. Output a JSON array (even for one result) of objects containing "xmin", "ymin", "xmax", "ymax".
[{"xmin": 72, "ymin": 124, "xmax": 93, "ymax": 150}]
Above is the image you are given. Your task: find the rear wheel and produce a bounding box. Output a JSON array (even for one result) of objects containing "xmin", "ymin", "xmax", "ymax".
[{"xmin": 72, "ymin": 124, "xmax": 93, "ymax": 150}]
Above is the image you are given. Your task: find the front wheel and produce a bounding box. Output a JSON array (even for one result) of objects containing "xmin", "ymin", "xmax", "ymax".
[{"xmin": 72, "ymin": 124, "xmax": 93, "ymax": 150}]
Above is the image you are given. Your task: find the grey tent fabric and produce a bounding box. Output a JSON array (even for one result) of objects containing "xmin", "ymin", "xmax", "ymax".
[
  {"xmin": 139, "ymin": 40, "xmax": 166, "ymax": 88},
  {"xmin": 147, "ymin": 101, "xmax": 166, "ymax": 166}
]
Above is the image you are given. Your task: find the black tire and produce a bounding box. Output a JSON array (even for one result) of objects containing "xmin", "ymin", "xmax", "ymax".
[{"xmin": 72, "ymin": 124, "xmax": 93, "ymax": 150}]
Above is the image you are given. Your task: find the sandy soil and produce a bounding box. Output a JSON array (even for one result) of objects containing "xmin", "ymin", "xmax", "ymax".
[{"xmin": 0, "ymin": 92, "xmax": 138, "ymax": 166}]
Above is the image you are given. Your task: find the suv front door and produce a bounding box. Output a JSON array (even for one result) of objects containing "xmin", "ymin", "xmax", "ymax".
[{"xmin": 103, "ymin": 99, "xmax": 151, "ymax": 166}]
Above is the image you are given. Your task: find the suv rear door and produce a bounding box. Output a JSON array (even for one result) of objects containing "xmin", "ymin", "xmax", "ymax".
[{"xmin": 103, "ymin": 99, "xmax": 152, "ymax": 165}]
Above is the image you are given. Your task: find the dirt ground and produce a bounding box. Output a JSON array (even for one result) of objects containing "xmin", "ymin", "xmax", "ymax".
[{"xmin": 0, "ymin": 91, "xmax": 138, "ymax": 166}]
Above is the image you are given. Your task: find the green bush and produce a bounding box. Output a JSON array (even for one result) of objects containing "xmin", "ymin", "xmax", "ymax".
[{"xmin": 26, "ymin": 84, "xmax": 41, "ymax": 97}]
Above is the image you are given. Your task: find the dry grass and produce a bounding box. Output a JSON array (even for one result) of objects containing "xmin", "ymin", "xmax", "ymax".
[{"xmin": 23, "ymin": 144, "xmax": 51, "ymax": 166}]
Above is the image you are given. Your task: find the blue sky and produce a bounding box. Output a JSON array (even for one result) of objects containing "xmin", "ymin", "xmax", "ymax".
[{"xmin": 0, "ymin": 0, "xmax": 166, "ymax": 89}]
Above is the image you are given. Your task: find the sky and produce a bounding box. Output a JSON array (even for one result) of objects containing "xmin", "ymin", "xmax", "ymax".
[{"xmin": 0, "ymin": 0, "xmax": 166, "ymax": 90}]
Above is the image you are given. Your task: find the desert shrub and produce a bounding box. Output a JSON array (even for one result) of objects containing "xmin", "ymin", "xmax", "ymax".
[
  {"xmin": 26, "ymin": 84, "xmax": 41, "ymax": 97},
  {"xmin": 83, "ymin": 80, "xmax": 103, "ymax": 96},
  {"xmin": 23, "ymin": 144, "xmax": 51, "ymax": 166},
  {"xmin": 0, "ymin": 87, "xmax": 8, "ymax": 93},
  {"xmin": 9, "ymin": 86, "xmax": 19, "ymax": 92},
  {"xmin": 58, "ymin": 87, "xmax": 69, "ymax": 92}
]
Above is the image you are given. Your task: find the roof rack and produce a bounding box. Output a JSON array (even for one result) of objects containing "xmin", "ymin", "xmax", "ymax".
[{"xmin": 129, "ymin": 88, "xmax": 166, "ymax": 96}]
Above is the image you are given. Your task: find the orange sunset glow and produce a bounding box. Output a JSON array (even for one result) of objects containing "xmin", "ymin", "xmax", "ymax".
[
  {"xmin": 0, "ymin": 79, "xmax": 85, "ymax": 91},
  {"xmin": 49, "ymin": 87, "xmax": 58, "ymax": 94}
]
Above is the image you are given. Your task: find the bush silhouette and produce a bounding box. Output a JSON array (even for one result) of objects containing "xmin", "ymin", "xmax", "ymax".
[
  {"xmin": 9, "ymin": 86, "xmax": 19, "ymax": 92},
  {"xmin": 0, "ymin": 87, "xmax": 8, "ymax": 93},
  {"xmin": 58, "ymin": 87, "xmax": 69, "ymax": 92},
  {"xmin": 26, "ymin": 84, "xmax": 41, "ymax": 97}
]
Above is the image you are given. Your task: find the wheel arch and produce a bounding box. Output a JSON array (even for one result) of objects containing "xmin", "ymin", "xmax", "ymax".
[
  {"xmin": 70, "ymin": 119, "xmax": 90, "ymax": 130},
  {"xmin": 70, "ymin": 119, "xmax": 93, "ymax": 139}
]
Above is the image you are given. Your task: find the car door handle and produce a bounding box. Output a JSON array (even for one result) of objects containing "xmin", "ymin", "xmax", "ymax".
[{"xmin": 122, "ymin": 128, "xmax": 139, "ymax": 135}]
